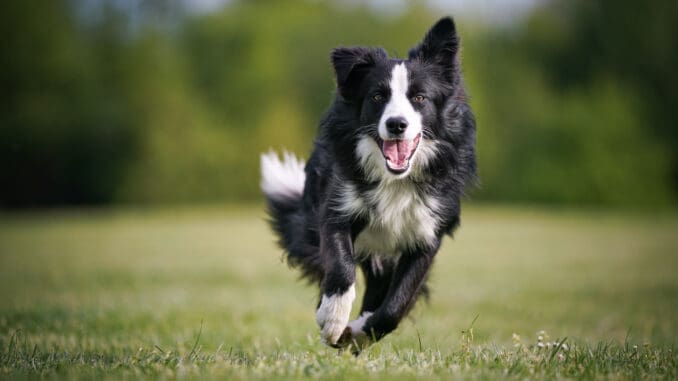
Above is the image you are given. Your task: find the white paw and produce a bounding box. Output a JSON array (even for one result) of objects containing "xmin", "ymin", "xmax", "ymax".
[
  {"xmin": 316, "ymin": 284, "xmax": 355, "ymax": 345},
  {"xmin": 347, "ymin": 311, "xmax": 373, "ymax": 333},
  {"xmin": 344, "ymin": 311, "xmax": 374, "ymax": 347}
]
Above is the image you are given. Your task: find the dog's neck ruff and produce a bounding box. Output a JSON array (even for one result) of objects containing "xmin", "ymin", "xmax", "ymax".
[{"xmin": 336, "ymin": 175, "xmax": 441, "ymax": 258}]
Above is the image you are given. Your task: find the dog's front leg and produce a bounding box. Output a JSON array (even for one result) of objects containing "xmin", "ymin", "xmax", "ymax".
[
  {"xmin": 316, "ymin": 221, "xmax": 356, "ymax": 347},
  {"xmin": 344, "ymin": 242, "xmax": 439, "ymax": 348}
]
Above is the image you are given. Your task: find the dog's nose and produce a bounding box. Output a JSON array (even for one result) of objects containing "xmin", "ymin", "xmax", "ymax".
[{"xmin": 385, "ymin": 117, "xmax": 408, "ymax": 135}]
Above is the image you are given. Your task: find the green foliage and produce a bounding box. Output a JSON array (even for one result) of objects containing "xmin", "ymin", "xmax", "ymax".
[
  {"xmin": 0, "ymin": 1, "xmax": 139, "ymax": 206},
  {"xmin": 1, "ymin": 0, "xmax": 676, "ymax": 206},
  {"xmin": 0, "ymin": 206, "xmax": 676, "ymax": 378},
  {"xmin": 524, "ymin": 0, "xmax": 678, "ymax": 148}
]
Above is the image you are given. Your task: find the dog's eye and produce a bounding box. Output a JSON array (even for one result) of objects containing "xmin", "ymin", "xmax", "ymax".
[
  {"xmin": 412, "ymin": 94, "xmax": 426, "ymax": 103},
  {"xmin": 372, "ymin": 93, "xmax": 384, "ymax": 102}
]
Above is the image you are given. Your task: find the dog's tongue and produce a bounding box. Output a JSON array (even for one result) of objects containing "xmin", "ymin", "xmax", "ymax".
[{"xmin": 382, "ymin": 139, "xmax": 416, "ymax": 170}]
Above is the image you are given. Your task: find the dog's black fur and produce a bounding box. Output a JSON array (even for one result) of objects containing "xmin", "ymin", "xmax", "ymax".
[{"xmin": 261, "ymin": 17, "xmax": 476, "ymax": 349}]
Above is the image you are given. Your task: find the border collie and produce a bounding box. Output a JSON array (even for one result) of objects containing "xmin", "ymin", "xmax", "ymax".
[{"xmin": 260, "ymin": 17, "xmax": 476, "ymax": 350}]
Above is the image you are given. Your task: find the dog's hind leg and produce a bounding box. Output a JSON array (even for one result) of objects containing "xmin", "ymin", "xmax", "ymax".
[{"xmin": 358, "ymin": 259, "xmax": 394, "ymax": 314}]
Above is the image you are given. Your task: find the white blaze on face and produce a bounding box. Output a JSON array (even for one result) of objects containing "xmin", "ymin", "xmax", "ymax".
[{"xmin": 378, "ymin": 63, "xmax": 422, "ymax": 141}]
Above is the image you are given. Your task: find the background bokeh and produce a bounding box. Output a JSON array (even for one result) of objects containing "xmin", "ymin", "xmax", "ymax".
[
  {"xmin": 1, "ymin": 0, "xmax": 677, "ymax": 208},
  {"xmin": 1, "ymin": 2, "xmax": 677, "ymax": 378}
]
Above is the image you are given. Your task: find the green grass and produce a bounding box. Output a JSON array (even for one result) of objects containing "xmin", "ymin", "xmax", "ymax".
[{"xmin": 0, "ymin": 205, "xmax": 676, "ymax": 379}]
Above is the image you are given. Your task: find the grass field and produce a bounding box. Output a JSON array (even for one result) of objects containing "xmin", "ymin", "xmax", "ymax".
[{"xmin": 0, "ymin": 205, "xmax": 676, "ymax": 379}]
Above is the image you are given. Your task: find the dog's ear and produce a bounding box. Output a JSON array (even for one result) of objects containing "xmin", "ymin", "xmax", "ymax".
[
  {"xmin": 331, "ymin": 47, "xmax": 387, "ymax": 99},
  {"xmin": 408, "ymin": 17, "xmax": 459, "ymax": 82}
]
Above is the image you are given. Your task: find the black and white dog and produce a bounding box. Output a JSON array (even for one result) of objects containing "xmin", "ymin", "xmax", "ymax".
[{"xmin": 261, "ymin": 17, "xmax": 476, "ymax": 349}]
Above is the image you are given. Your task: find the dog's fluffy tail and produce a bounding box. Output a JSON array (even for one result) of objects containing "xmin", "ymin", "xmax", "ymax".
[
  {"xmin": 260, "ymin": 150, "xmax": 323, "ymax": 283},
  {"xmin": 261, "ymin": 150, "xmax": 306, "ymax": 203}
]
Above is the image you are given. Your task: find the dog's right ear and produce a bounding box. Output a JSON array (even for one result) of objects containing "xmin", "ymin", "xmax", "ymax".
[{"xmin": 331, "ymin": 47, "xmax": 387, "ymax": 100}]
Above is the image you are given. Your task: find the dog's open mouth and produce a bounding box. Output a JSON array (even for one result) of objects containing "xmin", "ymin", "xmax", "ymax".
[{"xmin": 379, "ymin": 133, "xmax": 421, "ymax": 174}]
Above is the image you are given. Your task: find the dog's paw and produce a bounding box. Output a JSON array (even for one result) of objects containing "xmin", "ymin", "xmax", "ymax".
[
  {"xmin": 336, "ymin": 312, "xmax": 374, "ymax": 350},
  {"xmin": 315, "ymin": 284, "xmax": 355, "ymax": 346}
]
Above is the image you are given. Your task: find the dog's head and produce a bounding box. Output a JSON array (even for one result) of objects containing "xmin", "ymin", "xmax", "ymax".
[{"xmin": 331, "ymin": 17, "xmax": 462, "ymax": 180}]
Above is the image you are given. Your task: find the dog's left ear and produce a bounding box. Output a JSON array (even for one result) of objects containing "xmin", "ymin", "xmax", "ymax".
[{"xmin": 409, "ymin": 17, "xmax": 459, "ymax": 82}]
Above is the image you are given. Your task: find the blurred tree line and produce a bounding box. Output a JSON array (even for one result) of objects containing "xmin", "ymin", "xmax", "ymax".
[{"xmin": 1, "ymin": 0, "xmax": 676, "ymax": 208}]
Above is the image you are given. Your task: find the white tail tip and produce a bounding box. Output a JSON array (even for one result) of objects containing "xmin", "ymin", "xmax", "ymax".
[{"xmin": 260, "ymin": 150, "xmax": 306, "ymax": 201}]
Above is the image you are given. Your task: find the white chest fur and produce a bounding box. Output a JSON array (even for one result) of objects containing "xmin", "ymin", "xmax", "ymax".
[{"xmin": 337, "ymin": 181, "xmax": 440, "ymax": 257}]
